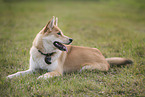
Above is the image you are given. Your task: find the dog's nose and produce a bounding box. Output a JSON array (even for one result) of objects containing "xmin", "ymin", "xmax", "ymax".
[{"xmin": 69, "ymin": 38, "xmax": 73, "ymax": 43}]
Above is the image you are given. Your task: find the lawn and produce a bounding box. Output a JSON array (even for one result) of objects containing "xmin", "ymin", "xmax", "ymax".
[{"xmin": 0, "ymin": 0, "xmax": 145, "ymax": 96}]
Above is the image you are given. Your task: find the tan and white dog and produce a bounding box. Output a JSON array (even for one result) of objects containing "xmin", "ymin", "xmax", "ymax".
[{"xmin": 7, "ymin": 16, "xmax": 133, "ymax": 79}]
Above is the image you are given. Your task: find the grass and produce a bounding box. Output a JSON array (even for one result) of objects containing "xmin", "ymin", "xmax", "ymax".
[{"xmin": 0, "ymin": 0, "xmax": 145, "ymax": 96}]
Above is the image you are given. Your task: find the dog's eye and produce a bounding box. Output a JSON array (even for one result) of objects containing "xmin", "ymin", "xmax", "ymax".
[{"xmin": 57, "ymin": 32, "xmax": 61, "ymax": 35}]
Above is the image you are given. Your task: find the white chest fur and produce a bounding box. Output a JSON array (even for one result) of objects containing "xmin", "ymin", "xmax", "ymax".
[{"xmin": 29, "ymin": 46, "xmax": 61, "ymax": 71}]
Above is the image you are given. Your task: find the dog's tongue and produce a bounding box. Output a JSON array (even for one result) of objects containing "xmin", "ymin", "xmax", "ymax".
[{"xmin": 53, "ymin": 41, "xmax": 67, "ymax": 52}]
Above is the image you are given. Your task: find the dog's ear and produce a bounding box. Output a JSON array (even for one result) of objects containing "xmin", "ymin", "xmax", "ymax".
[
  {"xmin": 55, "ymin": 17, "xmax": 58, "ymax": 26},
  {"xmin": 44, "ymin": 16, "xmax": 55, "ymax": 33},
  {"xmin": 49, "ymin": 16, "xmax": 55, "ymax": 30}
]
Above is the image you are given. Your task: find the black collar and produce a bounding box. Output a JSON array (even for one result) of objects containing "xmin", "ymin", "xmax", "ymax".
[{"xmin": 38, "ymin": 50, "xmax": 55, "ymax": 56}]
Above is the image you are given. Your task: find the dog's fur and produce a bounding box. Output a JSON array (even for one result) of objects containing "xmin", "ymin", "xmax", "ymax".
[{"xmin": 7, "ymin": 16, "xmax": 133, "ymax": 79}]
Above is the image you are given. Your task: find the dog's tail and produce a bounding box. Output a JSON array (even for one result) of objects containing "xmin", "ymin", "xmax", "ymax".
[{"xmin": 106, "ymin": 57, "xmax": 133, "ymax": 66}]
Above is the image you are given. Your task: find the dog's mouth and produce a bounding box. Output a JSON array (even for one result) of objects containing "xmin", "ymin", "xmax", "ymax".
[{"xmin": 53, "ymin": 41, "xmax": 67, "ymax": 51}]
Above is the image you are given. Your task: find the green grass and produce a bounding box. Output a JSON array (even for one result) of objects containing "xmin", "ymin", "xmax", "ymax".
[{"xmin": 0, "ymin": 0, "xmax": 145, "ymax": 96}]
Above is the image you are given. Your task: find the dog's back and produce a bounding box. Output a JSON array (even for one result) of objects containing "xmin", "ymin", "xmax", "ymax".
[{"xmin": 62, "ymin": 45, "xmax": 133, "ymax": 73}]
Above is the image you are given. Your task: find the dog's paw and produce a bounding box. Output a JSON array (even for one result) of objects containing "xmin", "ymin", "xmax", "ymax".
[
  {"xmin": 6, "ymin": 75, "xmax": 14, "ymax": 79},
  {"xmin": 37, "ymin": 74, "xmax": 52, "ymax": 80}
]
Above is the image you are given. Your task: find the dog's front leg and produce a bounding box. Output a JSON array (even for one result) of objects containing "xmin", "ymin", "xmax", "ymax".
[
  {"xmin": 7, "ymin": 69, "xmax": 34, "ymax": 79},
  {"xmin": 37, "ymin": 59, "xmax": 64, "ymax": 79},
  {"xmin": 37, "ymin": 70, "xmax": 62, "ymax": 79}
]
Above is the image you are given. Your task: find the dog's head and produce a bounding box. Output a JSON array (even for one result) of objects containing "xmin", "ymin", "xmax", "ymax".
[{"xmin": 34, "ymin": 16, "xmax": 73, "ymax": 52}]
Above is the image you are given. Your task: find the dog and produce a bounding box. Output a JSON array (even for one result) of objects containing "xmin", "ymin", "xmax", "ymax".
[{"xmin": 7, "ymin": 16, "xmax": 133, "ymax": 79}]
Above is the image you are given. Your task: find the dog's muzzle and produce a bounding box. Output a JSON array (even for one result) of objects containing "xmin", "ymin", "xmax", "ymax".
[
  {"xmin": 67, "ymin": 38, "xmax": 73, "ymax": 45},
  {"xmin": 53, "ymin": 38, "xmax": 73, "ymax": 51},
  {"xmin": 53, "ymin": 41, "xmax": 67, "ymax": 51}
]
